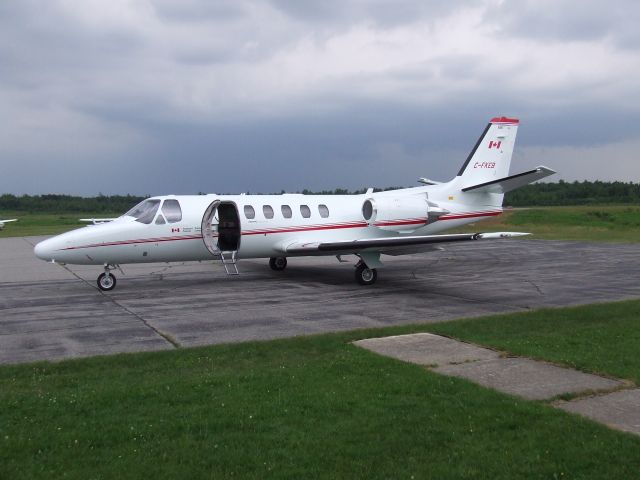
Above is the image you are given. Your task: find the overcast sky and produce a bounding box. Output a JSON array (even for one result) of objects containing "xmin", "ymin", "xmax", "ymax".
[{"xmin": 1, "ymin": 0, "xmax": 639, "ymax": 196}]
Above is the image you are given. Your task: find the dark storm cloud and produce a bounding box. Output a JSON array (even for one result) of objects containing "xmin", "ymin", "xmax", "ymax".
[
  {"xmin": 490, "ymin": 0, "xmax": 640, "ymax": 47},
  {"xmin": 268, "ymin": 0, "xmax": 482, "ymax": 27},
  {"xmin": 1, "ymin": 0, "xmax": 639, "ymax": 196},
  {"xmin": 152, "ymin": 0, "xmax": 247, "ymax": 23}
]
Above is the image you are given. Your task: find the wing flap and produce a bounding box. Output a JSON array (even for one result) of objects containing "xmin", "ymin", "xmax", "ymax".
[
  {"xmin": 283, "ymin": 232, "xmax": 529, "ymax": 255},
  {"xmin": 462, "ymin": 166, "xmax": 555, "ymax": 194}
]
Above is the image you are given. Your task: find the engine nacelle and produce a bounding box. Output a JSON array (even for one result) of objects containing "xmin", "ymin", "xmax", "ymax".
[{"xmin": 362, "ymin": 196, "xmax": 429, "ymax": 232}]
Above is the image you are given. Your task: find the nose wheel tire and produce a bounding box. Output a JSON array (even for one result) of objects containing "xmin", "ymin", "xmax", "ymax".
[
  {"xmin": 97, "ymin": 272, "xmax": 117, "ymax": 291},
  {"xmin": 355, "ymin": 263, "xmax": 377, "ymax": 286},
  {"xmin": 269, "ymin": 257, "xmax": 288, "ymax": 271}
]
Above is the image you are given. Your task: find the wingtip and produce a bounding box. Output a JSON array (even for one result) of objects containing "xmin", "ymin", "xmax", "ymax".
[
  {"xmin": 536, "ymin": 165, "xmax": 557, "ymax": 175},
  {"xmin": 477, "ymin": 232, "xmax": 531, "ymax": 239}
]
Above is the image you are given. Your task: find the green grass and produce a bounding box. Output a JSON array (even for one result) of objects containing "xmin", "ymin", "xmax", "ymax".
[
  {"xmin": 454, "ymin": 205, "xmax": 640, "ymax": 242},
  {"xmin": 3, "ymin": 205, "xmax": 639, "ymax": 241},
  {"xmin": 3, "ymin": 303, "xmax": 640, "ymax": 478},
  {"xmin": 0, "ymin": 212, "xmax": 120, "ymax": 238},
  {"xmin": 426, "ymin": 299, "xmax": 640, "ymax": 384}
]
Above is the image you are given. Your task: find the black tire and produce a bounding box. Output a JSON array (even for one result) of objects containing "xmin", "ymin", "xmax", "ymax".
[
  {"xmin": 269, "ymin": 257, "xmax": 288, "ymax": 271},
  {"xmin": 97, "ymin": 272, "xmax": 117, "ymax": 291},
  {"xmin": 355, "ymin": 263, "xmax": 377, "ymax": 286}
]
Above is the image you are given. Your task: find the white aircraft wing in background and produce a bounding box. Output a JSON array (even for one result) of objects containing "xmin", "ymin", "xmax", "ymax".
[
  {"xmin": 0, "ymin": 219, "xmax": 17, "ymax": 230},
  {"xmin": 79, "ymin": 218, "xmax": 117, "ymax": 225}
]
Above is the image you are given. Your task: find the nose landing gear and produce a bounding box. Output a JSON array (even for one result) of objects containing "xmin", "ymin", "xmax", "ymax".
[{"xmin": 97, "ymin": 264, "xmax": 118, "ymax": 291}]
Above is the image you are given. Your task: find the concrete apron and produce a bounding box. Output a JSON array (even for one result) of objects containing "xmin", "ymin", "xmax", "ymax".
[{"xmin": 354, "ymin": 333, "xmax": 640, "ymax": 436}]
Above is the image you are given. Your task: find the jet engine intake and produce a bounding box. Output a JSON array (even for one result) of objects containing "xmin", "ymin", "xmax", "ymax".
[{"xmin": 362, "ymin": 196, "xmax": 430, "ymax": 232}]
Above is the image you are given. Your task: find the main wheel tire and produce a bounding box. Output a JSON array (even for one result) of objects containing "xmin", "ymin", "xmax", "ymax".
[
  {"xmin": 269, "ymin": 257, "xmax": 288, "ymax": 271},
  {"xmin": 355, "ymin": 263, "xmax": 377, "ymax": 286},
  {"xmin": 97, "ymin": 272, "xmax": 117, "ymax": 291}
]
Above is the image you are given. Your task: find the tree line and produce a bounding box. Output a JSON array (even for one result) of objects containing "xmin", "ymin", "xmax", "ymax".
[
  {"xmin": 0, "ymin": 194, "xmax": 146, "ymax": 213},
  {"xmin": 503, "ymin": 180, "xmax": 640, "ymax": 206},
  {"xmin": 1, "ymin": 181, "xmax": 639, "ymax": 213}
]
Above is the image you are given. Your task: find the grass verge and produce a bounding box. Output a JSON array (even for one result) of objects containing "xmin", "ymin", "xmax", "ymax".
[
  {"xmin": 0, "ymin": 212, "xmax": 120, "ymax": 238},
  {"xmin": 2, "ymin": 205, "xmax": 640, "ymax": 242},
  {"xmin": 453, "ymin": 205, "xmax": 640, "ymax": 242},
  {"xmin": 2, "ymin": 301, "xmax": 640, "ymax": 478},
  {"xmin": 426, "ymin": 299, "xmax": 640, "ymax": 384}
]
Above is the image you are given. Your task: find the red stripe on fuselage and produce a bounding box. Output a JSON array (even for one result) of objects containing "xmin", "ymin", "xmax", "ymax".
[
  {"xmin": 373, "ymin": 218, "xmax": 427, "ymax": 227},
  {"xmin": 242, "ymin": 221, "xmax": 367, "ymax": 236},
  {"xmin": 59, "ymin": 234, "xmax": 203, "ymax": 251},
  {"xmin": 57, "ymin": 211, "xmax": 501, "ymax": 251},
  {"xmin": 439, "ymin": 211, "xmax": 501, "ymax": 220}
]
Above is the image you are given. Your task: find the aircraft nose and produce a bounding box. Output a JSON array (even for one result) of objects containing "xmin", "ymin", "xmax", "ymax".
[{"xmin": 34, "ymin": 238, "xmax": 55, "ymax": 261}]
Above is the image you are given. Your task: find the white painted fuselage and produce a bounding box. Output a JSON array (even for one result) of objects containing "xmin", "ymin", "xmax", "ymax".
[{"xmin": 33, "ymin": 187, "xmax": 500, "ymax": 266}]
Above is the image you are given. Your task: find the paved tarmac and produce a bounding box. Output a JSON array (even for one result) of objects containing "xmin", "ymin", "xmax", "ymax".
[{"xmin": 1, "ymin": 236, "xmax": 640, "ymax": 364}]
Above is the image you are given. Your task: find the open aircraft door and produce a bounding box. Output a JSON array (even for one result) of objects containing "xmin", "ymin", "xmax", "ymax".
[{"xmin": 201, "ymin": 200, "xmax": 241, "ymax": 274}]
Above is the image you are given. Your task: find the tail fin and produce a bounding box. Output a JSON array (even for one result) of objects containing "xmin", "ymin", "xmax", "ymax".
[{"xmin": 456, "ymin": 117, "xmax": 519, "ymax": 185}]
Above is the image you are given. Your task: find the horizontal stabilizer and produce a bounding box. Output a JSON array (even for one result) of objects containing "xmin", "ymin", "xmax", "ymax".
[
  {"xmin": 462, "ymin": 166, "xmax": 555, "ymax": 194},
  {"xmin": 281, "ymin": 232, "xmax": 529, "ymax": 255}
]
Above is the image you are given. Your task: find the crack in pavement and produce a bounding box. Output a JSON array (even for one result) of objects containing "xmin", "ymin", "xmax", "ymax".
[{"xmin": 57, "ymin": 263, "xmax": 181, "ymax": 349}]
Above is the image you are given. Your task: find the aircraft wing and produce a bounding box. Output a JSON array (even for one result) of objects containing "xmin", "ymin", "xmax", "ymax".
[
  {"xmin": 462, "ymin": 166, "xmax": 555, "ymax": 194},
  {"xmin": 0, "ymin": 219, "xmax": 17, "ymax": 223},
  {"xmin": 79, "ymin": 218, "xmax": 117, "ymax": 225},
  {"xmin": 281, "ymin": 232, "xmax": 529, "ymax": 256}
]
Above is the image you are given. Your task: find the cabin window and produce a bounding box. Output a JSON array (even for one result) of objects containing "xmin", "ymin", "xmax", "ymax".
[
  {"xmin": 318, "ymin": 204, "xmax": 329, "ymax": 218},
  {"xmin": 281, "ymin": 205, "xmax": 292, "ymax": 218},
  {"xmin": 263, "ymin": 205, "xmax": 274, "ymax": 219},
  {"xmin": 300, "ymin": 205, "xmax": 311, "ymax": 218},
  {"xmin": 125, "ymin": 199, "xmax": 161, "ymax": 225},
  {"xmin": 162, "ymin": 199, "xmax": 182, "ymax": 223},
  {"xmin": 244, "ymin": 205, "xmax": 256, "ymax": 219}
]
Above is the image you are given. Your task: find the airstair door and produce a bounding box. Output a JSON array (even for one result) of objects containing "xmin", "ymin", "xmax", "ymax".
[{"xmin": 201, "ymin": 200, "xmax": 241, "ymax": 275}]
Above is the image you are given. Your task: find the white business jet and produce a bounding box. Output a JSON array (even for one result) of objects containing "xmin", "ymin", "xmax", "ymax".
[
  {"xmin": 34, "ymin": 117, "xmax": 555, "ymax": 291},
  {"xmin": 0, "ymin": 218, "xmax": 17, "ymax": 230}
]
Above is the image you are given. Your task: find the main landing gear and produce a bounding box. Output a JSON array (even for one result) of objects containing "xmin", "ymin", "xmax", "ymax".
[
  {"xmin": 97, "ymin": 264, "xmax": 117, "ymax": 291},
  {"xmin": 269, "ymin": 257, "xmax": 288, "ymax": 271},
  {"xmin": 355, "ymin": 261, "xmax": 377, "ymax": 286}
]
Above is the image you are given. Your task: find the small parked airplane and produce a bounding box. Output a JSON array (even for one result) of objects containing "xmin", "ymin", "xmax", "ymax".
[
  {"xmin": 0, "ymin": 218, "xmax": 17, "ymax": 230},
  {"xmin": 34, "ymin": 117, "xmax": 555, "ymax": 290}
]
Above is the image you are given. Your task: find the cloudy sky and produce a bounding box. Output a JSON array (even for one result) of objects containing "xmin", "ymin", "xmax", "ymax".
[{"xmin": 1, "ymin": 0, "xmax": 639, "ymax": 195}]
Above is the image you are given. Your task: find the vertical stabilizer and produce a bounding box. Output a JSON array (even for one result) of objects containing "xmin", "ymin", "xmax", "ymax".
[{"xmin": 456, "ymin": 117, "xmax": 519, "ymax": 186}]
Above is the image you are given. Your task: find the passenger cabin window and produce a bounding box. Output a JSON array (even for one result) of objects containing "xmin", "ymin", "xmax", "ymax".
[
  {"xmin": 318, "ymin": 204, "xmax": 329, "ymax": 218},
  {"xmin": 300, "ymin": 205, "xmax": 311, "ymax": 218},
  {"xmin": 281, "ymin": 205, "xmax": 292, "ymax": 218},
  {"xmin": 125, "ymin": 199, "xmax": 161, "ymax": 225},
  {"xmin": 162, "ymin": 199, "xmax": 182, "ymax": 223},
  {"xmin": 244, "ymin": 205, "xmax": 256, "ymax": 219},
  {"xmin": 263, "ymin": 205, "xmax": 274, "ymax": 219}
]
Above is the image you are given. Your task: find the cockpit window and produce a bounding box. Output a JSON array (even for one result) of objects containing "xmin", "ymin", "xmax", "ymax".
[
  {"xmin": 124, "ymin": 199, "xmax": 161, "ymax": 224},
  {"xmin": 162, "ymin": 199, "xmax": 182, "ymax": 223}
]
